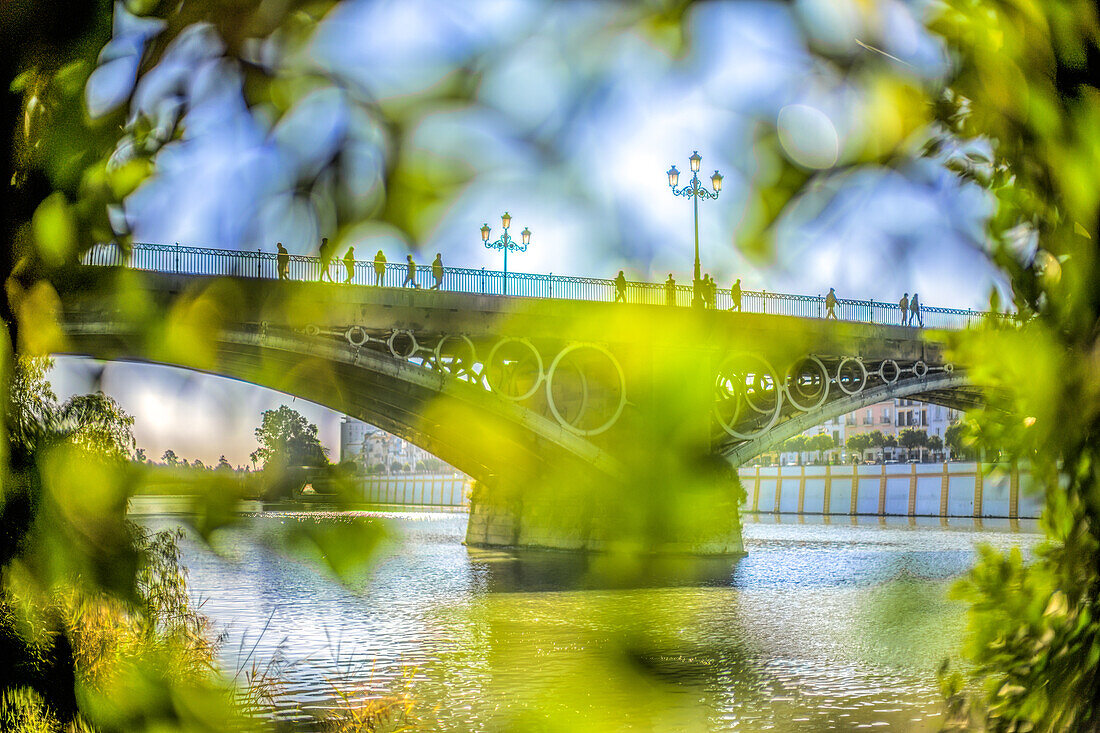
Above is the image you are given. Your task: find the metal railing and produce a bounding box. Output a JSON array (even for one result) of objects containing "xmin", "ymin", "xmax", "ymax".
[
  {"xmin": 355, "ymin": 473, "xmax": 470, "ymax": 507},
  {"xmin": 82, "ymin": 241, "xmax": 1008, "ymax": 330}
]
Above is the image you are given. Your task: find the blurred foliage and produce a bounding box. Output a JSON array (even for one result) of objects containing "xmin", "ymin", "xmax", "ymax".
[
  {"xmin": 3, "ymin": 0, "xmax": 1100, "ymax": 728},
  {"xmin": 916, "ymin": 0, "xmax": 1100, "ymax": 729}
]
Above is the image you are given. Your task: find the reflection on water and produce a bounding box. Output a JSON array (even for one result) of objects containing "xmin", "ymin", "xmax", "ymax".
[{"xmin": 142, "ymin": 511, "xmax": 1043, "ymax": 731}]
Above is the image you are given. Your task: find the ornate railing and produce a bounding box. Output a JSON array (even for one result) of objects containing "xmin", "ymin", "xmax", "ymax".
[{"xmin": 81, "ymin": 242, "xmax": 1007, "ymax": 330}]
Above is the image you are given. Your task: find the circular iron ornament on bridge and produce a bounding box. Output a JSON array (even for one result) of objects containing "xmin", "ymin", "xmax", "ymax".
[
  {"xmin": 835, "ymin": 357, "xmax": 868, "ymax": 395},
  {"xmin": 387, "ymin": 330, "xmax": 419, "ymax": 359},
  {"xmin": 485, "ymin": 337, "xmax": 544, "ymax": 401},
  {"xmin": 913, "ymin": 360, "xmax": 928, "ymax": 379},
  {"xmin": 545, "ymin": 343, "xmax": 628, "ymax": 437},
  {"xmin": 713, "ymin": 353, "xmax": 783, "ymax": 440},
  {"xmin": 345, "ymin": 325, "xmax": 369, "ymax": 347},
  {"xmin": 943, "ymin": 363, "xmax": 954, "ymax": 373},
  {"xmin": 432, "ymin": 335, "xmax": 478, "ymax": 379},
  {"xmin": 878, "ymin": 359, "xmax": 900, "ymax": 385},
  {"xmin": 304, "ymin": 324, "xmax": 321, "ymax": 337},
  {"xmin": 783, "ymin": 355, "xmax": 830, "ymax": 412}
]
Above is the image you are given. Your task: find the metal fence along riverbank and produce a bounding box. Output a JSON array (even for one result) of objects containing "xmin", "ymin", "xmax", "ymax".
[
  {"xmin": 738, "ymin": 462, "xmax": 1040, "ymax": 519},
  {"xmin": 83, "ymin": 242, "xmax": 1008, "ymax": 329},
  {"xmin": 356, "ymin": 473, "xmax": 470, "ymax": 508}
]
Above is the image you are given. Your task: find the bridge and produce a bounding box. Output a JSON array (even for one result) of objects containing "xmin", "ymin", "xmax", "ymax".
[{"xmin": 47, "ymin": 242, "xmax": 1001, "ymax": 556}]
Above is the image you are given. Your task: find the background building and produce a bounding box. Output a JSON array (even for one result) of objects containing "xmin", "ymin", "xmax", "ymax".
[
  {"xmin": 340, "ymin": 417, "xmax": 451, "ymax": 473},
  {"xmin": 773, "ymin": 399, "xmax": 961, "ymax": 465},
  {"xmin": 842, "ymin": 399, "xmax": 957, "ymax": 441}
]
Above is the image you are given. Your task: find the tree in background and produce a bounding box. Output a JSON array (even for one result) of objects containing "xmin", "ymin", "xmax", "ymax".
[
  {"xmin": 898, "ymin": 428, "xmax": 929, "ymax": 460},
  {"xmin": 160, "ymin": 449, "xmax": 180, "ymax": 467},
  {"xmin": 53, "ymin": 392, "xmax": 136, "ymax": 462},
  {"xmin": 250, "ymin": 405, "xmax": 328, "ymax": 472},
  {"xmin": 780, "ymin": 435, "xmax": 809, "ymax": 463},
  {"xmin": 927, "ymin": 435, "xmax": 944, "ymax": 459},
  {"xmin": 943, "ymin": 422, "xmax": 973, "ymax": 461},
  {"xmin": 845, "ymin": 433, "xmax": 872, "ymax": 461},
  {"xmin": 810, "ymin": 433, "xmax": 837, "ymax": 454}
]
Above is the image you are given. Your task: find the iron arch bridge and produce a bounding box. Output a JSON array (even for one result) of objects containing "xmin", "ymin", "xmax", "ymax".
[{"xmin": 51, "ymin": 266, "xmax": 987, "ymax": 554}]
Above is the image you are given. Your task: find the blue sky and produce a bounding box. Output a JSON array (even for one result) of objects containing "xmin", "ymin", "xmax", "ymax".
[{"xmin": 61, "ymin": 0, "xmax": 1005, "ymax": 464}]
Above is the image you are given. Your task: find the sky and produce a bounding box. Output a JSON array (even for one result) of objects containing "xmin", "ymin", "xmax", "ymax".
[{"xmin": 58, "ymin": 0, "xmax": 1006, "ymax": 465}]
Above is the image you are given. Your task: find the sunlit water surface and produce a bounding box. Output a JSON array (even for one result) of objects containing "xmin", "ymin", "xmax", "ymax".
[{"xmin": 142, "ymin": 512, "xmax": 1042, "ymax": 731}]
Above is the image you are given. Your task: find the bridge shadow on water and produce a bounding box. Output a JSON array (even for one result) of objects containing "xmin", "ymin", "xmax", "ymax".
[{"xmin": 465, "ymin": 547, "xmax": 743, "ymax": 592}]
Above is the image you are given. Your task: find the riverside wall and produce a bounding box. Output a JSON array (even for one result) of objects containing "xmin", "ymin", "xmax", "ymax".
[{"xmin": 736, "ymin": 462, "xmax": 1041, "ymax": 519}]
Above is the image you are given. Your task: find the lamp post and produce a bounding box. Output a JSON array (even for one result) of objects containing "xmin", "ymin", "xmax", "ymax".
[
  {"xmin": 666, "ymin": 151, "xmax": 723, "ymax": 307},
  {"xmin": 480, "ymin": 211, "xmax": 531, "ymax": 296}
]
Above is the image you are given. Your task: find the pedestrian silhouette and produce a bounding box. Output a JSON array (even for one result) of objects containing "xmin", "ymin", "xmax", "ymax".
[
  {"xmin": 402, "ymin": 254, "xmax": 416, "ymax": 287},
  {"xmin": 276, "ymin": 243, "xmax": 289, "ymax": 280},
  {"xmin": 317, "ymin": 237, "xmax": 336, "ymax": 282},
  {"xmin": 704, "ymin": 274, "xmax": 716, "ymax": 309},
  {"xmin": 825, "ymin": 287, "xmax": 838, "ymax": 320},
  {"xmin": 373, "ymin": 249, "xmax": 386, "ymax": 286},
  {"xmin": 342, "ymin": 246, "xmax": 356, "ymax": 283},
  {"xmin": 730, "ymin": 278, "xmax": 742, "ymax": 312},
  {"xmin": 665, "ymin": 274, "xmax": 676, "ymax": 306},
  {"xmin": 910, "ymin": 292, "xmax": 922, "ymax": 327},
  {"xmin": 430, "ymin": 253, "xmax": 444, "ymax": 290},
  {"xmin": 614, "ymin": 270, "xmax": 627, "ymax": 302},
  {"xmin": 899, "ymin": 293, "xmax": 909, "ymax": 325}
]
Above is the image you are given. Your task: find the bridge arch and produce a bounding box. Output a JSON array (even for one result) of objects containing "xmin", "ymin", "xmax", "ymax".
[
  {"xmin": 58, "ymin": 321, "xmax": 625, "ymax": 487},
  {"xmin": 720, "ymin": 371, "xmax": 976, "ymax": 464}
]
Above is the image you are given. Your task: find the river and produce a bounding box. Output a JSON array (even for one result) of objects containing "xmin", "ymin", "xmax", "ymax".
[{"xmin": 142, "ymin": 511, "xmax": 1043, "ymax": 731}]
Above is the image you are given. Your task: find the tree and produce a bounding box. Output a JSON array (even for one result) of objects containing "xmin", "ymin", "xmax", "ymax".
[
  {"xmin": 6, "ymin": 356, "xmax": 57, "ymax": 451},
  {"xmin": 216, "ymin": 455, "xmax": 232, "ymax": 472},
  {"xmin": 898, "ymin": 428, "xmax": 929, "ymax": 458},
  {"xmin": 927, "ymin": 435, "xmax": 944, "ymax": 457},
  {"xmin": 943, "ymin": 422, "xmax": 972, "ymax": 461},
  {"xmin": 810, "ymin": 433, "xmax": 836, "ymax": 453},
  {"xmin": 250, "ymin": 405, "xmax": 328, "ymax": 471},
  {"xmin": 191, "ymin": 459, "xmax": 206, "ymax": 471},
  {"xmin": 54, "ymin": 391, "xmax": 136, "ymax": 462},
  {"xmin": 780, "ymin": 435, "xmax": 810, "ymax": 464},
  {"xmin": 845, "ymin": 433, "xmax": 872, "ymax": 458},
  {"xmin": 161, "ymin": 449, "xmax": 180, "ymax": 467}
]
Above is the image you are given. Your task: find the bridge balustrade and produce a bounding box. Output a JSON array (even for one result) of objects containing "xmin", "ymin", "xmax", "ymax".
[{"xmin": 82, "ymin": 242, "xmax": 1008, "ymax": 329}]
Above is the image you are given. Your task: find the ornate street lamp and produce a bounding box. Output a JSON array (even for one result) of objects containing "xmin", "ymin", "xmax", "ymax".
[
  {"xmin": 480, "ymin": 211, "xmax": 531, "ymax": 295},
  {"xmin": 667, "ymin": 151, "xmax": 722, "ymax": 307}
]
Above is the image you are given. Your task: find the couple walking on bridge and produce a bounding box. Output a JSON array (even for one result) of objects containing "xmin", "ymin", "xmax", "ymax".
[{"xmin": 899, "ymin": 293, "xmax": 923, "ymax": 327}]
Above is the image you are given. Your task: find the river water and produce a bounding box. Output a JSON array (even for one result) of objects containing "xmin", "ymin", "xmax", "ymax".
[{"xmin": 144, "ymin": 512, "xmax": 1043, "ymax": 731}]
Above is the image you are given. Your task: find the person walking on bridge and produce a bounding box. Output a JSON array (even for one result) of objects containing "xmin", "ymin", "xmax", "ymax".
[
  {"xmin": 664, "ymin": 274, "xmax": 676, "ymax": 306},
  {"xmin": 317, "ymin": 237, "xmax": 336, "ymax": 282},
  {"xmin": 729, "ymin": 278, "xmax": 742, "ymax": 312},
  {"xmin": 276, "ymin": 243, "xmax": 290, "ymax": 280},
  {"xmin": 342, "ymin": 246, "xmax": 356, "ymax": 283},
  {"xmin": 373, "ymin": 249, "xmax": 386, "ymax": 286},
  {"xmin": 430, "ymin": 253, "xmax": 444, "ymax": 290},
  {"xmin": 402, "ymin": 254, "xmax": 417, "ymax": 287},
  {"xmin": 910, "ymin": 292, "xmax": 922, "ymax": 327},
  {"xmin": 825, "ymin": 287, "xmax": 838, "ymax": 320},
  {"xmin": 898, "ymin": 293, "xmax": 909, "ymax": 326},
  {"xmin": 614, "ymin": 270, "xmax": 627, "ymax": 302}
]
